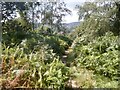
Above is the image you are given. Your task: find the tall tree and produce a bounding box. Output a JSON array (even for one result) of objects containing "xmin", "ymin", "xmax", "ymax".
[
  {"xmin": 28, "ymin": 1, "xmax": 71, "ymax": 32},
  {"xmin": 75, "ymin": 0, "xmax": 120, "ymax": 35}
]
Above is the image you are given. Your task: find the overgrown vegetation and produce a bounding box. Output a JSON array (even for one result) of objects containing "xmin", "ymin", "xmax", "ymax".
[{"xmin": 1, "ymin": 0, "xmax": 120, "ymax": 89}]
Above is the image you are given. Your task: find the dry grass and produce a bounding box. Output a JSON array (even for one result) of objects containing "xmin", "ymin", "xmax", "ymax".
[{"xmin": 68, "ymin": 66, "xmax": 96, "ymax": 88}]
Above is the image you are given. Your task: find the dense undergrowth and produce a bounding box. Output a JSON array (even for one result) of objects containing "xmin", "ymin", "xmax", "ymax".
[
  {"xmin": 67, "ymin": 31, "xmax": 119, "ymax": 88},
  {"xmin": 1, "ymin": 28, "xmax": 119, "ymax": 88},
  {"xmin": 1, "ymin": 41, "xmax": 70, "ymax": 88},
  {"xmin": 1, "ymin": 1, "xmax": 120, "ymax": 89},
  {"xmin": 1, "ymin": 17, "xmax": 120, "ymax": 88},
  {"xmin": 1, "ymin": 26, "xmax": 74, "ymax": 88}
]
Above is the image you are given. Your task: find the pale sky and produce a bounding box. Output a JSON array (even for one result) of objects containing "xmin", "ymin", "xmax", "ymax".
[
  {"xmin": 16, "ymin": 0, "xmax": 86, "ymax": 23},
  {"xmin": 62, "ymin": 0, "xmax": 86, "ymax": 23}
]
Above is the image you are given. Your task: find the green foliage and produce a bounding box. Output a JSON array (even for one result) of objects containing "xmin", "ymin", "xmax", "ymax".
[
  {"xmin": 16, "ymin": 28, "xmax": 72, "ymax": 57},
  {"xmin": 75, "ymin": 2, "xmax": 97, "ymax": 20},
  {"xmin": 1, "ymin": 2, "xmax": 27, "ymax": 20},
  {"xmin": 72, "ymin": 32, "xmax": 119, "ymax": 80},
  {"xmin": 2, "ymin": 19, "xmax": 31, "ymax": 47},
  {"xmin": 68, "ymin": 1, "xmax": 120, "ymax": 87},
  {"xmin": 45, "ymin": 35, "xmax": 69, "ymax": 56},
  {"xmin": 1, "ymin": 0, "xmax": 120, "ymax": 88},
  {"xmin": 93, "ymin": 74, "xmax": 118, "ymax": 88},
  {"xmin": 2, "ymin": 44, "xmax": 69, "ymax": 88},
  {"xmin": 76, "ymin": 0, "xmax": 120, "ymax": 35}
]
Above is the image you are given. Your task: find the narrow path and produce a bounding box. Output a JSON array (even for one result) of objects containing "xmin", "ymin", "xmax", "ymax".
[
  {"xmin": 61, "ymin": 47, "xmax": 80, "ymax": 88},
  {"xmin": 61, "ymin": 45, "xmax": 71, "ymax": 63}
]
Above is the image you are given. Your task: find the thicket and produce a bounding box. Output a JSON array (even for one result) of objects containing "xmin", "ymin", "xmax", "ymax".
[{"xmin": 1, "ymin": 0, "xmax": 120, "ymax": 88}]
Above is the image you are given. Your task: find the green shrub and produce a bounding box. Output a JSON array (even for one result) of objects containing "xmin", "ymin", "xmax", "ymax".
[
  {"xmin": 72, "ymin": 32, "xmax": 119, "ymax": 80},
  {"xmin": 2, "ymin": 44, "xmax": 69, "ymax": 88},
  {"xmin": 45, "ymin": 35, "xmax": 69, "ymax": 56},
  {"xmin": 2, "ymin": 19, "xmax": 31, "ymax": 47}
]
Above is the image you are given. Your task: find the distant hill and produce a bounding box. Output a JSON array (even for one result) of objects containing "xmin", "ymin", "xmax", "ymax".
[
  {"xmin": 34, "ymin": 22, "xmax": 80, "ymax": 30},
  {"xmin": 63, "ymin": 22, "xmax": 80, "ymax": 29}
]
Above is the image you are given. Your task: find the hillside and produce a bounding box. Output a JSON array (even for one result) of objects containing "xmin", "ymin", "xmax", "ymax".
[{"xmin": 63, "ymin": 22, "xmax": 80, "ymax": 29}]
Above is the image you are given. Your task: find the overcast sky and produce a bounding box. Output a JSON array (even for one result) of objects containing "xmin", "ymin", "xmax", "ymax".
[{"xmin": 62, "ymin": 0, "xmax": 86, "ymax": 23}]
